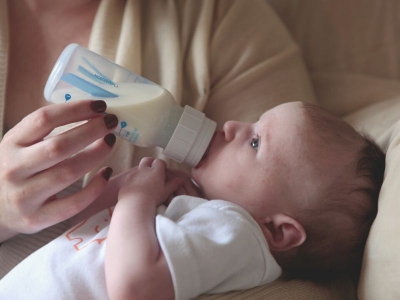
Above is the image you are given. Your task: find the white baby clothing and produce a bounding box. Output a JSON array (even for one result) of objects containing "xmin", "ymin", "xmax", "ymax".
[{"xmin": 0, "ymin": 196, "xmax": 281, "ymax": 300}]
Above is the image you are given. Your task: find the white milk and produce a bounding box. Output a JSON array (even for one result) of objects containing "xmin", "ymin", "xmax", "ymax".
[{"xmin": 50, "ymin": 83, "xmax": 182, "ymax": 147}]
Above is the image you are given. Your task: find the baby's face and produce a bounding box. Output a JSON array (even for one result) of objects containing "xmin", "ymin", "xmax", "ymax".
[{"xmin": 191, "ymin": 102, "xmax": 343, "ymax": 220}]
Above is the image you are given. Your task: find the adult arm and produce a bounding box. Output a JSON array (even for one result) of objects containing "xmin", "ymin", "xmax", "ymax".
[
  {"xmin": 0, "ymin": 100, "xmax": 118, "ymax": 242},
  {"xmin": 106, "ymin": 158, "xmax": 181, "ymax": 300}
]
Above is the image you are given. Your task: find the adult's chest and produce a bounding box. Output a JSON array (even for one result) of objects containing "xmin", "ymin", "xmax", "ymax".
[
  {"xmin": 4, "ymin": 1, "xmax": 96, "ymax": 133},
  {"xmin": 4, "ymin": 45, "xmax": 53, "ymax": 133}
]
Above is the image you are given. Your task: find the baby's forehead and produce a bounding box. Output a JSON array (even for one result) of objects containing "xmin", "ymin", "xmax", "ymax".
[
  {"xmin": 258, "ymin": 102, "xmax": 305, "ymax": 129},
  {"xmin": 260, "ymin": 102, "xmax": 361, "ymax": 158},
  {"xmin": 297, "ymin": 103, "xmax": 360, "ymax": 143}
]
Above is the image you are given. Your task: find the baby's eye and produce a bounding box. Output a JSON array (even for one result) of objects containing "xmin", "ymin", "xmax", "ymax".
[{"xmin": 250, "ymin": 137, "xmax": 259, "ymax": 150}]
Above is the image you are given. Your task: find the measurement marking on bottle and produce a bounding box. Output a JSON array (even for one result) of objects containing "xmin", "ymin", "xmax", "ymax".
[{"xmin": 119, "ymin": 121, "xmax": 127, "ymax": 134}]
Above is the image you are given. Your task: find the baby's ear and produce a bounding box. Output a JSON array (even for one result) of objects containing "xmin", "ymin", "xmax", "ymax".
[{"xmin": 261, "ymin": 214, "xmax": 306, "ymax": 252}]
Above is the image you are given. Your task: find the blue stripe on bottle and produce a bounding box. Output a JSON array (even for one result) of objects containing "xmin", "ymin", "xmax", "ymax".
[
  {"xmin": 82, "ymin": 57, "xmax": 117, "ymax": 87},
  {"xmin": 61, "ymin": 73, "xmax": 118, "ymax": 98}
]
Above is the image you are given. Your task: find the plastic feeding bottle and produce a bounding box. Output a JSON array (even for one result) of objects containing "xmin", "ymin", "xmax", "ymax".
[{"xmin": 44, "ymin": 44, "xmax": 216, "ymax": 167}]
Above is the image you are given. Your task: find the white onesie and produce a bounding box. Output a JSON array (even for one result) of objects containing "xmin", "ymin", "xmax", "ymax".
[{"xmin": 0, "ymin": 196, "xmax": 281, "ymax": 300}]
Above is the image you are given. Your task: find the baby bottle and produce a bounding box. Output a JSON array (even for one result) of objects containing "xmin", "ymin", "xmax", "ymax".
[{"xmin": 44, "ymin": 44, "xmax": 216, "ymax": 167}]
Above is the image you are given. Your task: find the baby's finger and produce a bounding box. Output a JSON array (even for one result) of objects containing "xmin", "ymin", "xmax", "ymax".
[
  {"xmin": 152, "ymin": 158, "xmax": 167, "ymax": 170},
  {"xmin": 40, "ymin": 167, "xmax": 113, "ymax": 227},
  {"xmin": 176, "ymin": 187, "xmax": 188, "ymax": 196},
  {"xmin": 166, "ymin": 169, "xmax": 200, "ymax": 197},
  {"xmin": 181, "ymin": 179, "xmax": 201, "ymax": 197},
  {"xmin": 13, "ymin": 100, "xmax": 108, "ymax": 146},
  {"xmin": 165, "ymin": 169, "xmax": 190, "ymax": 181},
  {"xmin": 139, "ymin": 157, "xmax": 155, "ymax": 168}
]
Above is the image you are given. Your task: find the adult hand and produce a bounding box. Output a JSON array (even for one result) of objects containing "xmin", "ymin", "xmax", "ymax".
[
  {"xmin": 67, "ymin": 167, "xmax": 139, "ymax": 226},
  {"xmin": 0, "ymin": 100, "xmax": 118, "ymax": 242}
]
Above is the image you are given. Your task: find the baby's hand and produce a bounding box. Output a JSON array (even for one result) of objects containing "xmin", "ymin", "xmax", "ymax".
[
  {"xmin": 119, "ymin": 158, "xmax": 184, "ymax": 206},
  {"xmin": 166, "ymin": 168, "xmax": 203, "ymax": 199}
]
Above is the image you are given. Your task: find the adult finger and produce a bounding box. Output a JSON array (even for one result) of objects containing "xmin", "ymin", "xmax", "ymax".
[
  {"xmin": 39, "ymin": 167, "xmax": 114, "ymax": 228},
  {"xmin": 12, "ymin": 100, "xmax": 108, "ymax": 146},
  {"xmin": 21, "ymin": 115, "xmax": 118, "ymax": 175},
  {"xmin": 26, "ymin": 135, "xmax": 116, "ymax": 201}
]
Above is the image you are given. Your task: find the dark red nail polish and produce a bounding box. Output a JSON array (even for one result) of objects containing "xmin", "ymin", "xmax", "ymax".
[
  {"xmin": 104, "ymin": 133, "xmax": 116, "ymax": 147},
  {"xmin": 104, "ymin": 114, "xmax": 118, "ymax": 129},
  {"xmin": 91, "ymin": 100, "xmax": 107, "ymax": 113},
  {"xmin": 102, "ymin": 167, "xmax": 113, "ymax": 180}
]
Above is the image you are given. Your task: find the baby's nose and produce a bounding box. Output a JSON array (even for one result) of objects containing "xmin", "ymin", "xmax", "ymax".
[{"xmin": 223, "ymin": 121, "xmax": 239, "ymax": 142}]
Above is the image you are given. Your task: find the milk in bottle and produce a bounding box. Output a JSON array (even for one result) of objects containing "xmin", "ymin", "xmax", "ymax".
[{"xmin": 50, "ymin": 82, "xmax": 183, "ymax": 148}]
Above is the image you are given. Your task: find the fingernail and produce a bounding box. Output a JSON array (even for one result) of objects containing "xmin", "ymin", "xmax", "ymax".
[
  {"xmin": 104, "ymin": 133, "xmax": 116, "ymax": 147},
  {"xmin": 104, "ymin": 114, "xmax": 118, "ymax": 129},
  {"xmin": 102, "ymin": 167, "xmax": 113, "ymax": 180},
  {"xmin": 91, "ymin": 100, "xmax": 107, "ymax": 113}
]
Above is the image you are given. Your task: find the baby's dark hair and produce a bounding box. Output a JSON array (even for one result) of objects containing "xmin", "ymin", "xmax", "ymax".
[{"xmin": 278, "ymin": 102, "xmax": 385, "ymax": 281}]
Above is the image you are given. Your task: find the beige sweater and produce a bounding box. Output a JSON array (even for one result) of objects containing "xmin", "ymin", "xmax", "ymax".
[{"xmin": 1, "ymin": 0, "xmax": 359, "ymax": 299}]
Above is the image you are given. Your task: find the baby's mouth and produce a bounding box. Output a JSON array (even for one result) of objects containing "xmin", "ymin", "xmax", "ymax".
[
  {"xmin": 194, "ymin": 131, "xmax": 216, "ymax": 169},
  {"xmin": 194, "ymin": 145, "xmax": 210, "ymax": 169}
]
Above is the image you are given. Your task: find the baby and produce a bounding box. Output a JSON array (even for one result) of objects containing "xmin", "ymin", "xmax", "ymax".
[
  {"xmin": 106, "ymin": 101, "xmax": 385, "ymax": 299},
  {"xmin": 0, "ymin": 102, "xmax": 385, "ymax": 300}
]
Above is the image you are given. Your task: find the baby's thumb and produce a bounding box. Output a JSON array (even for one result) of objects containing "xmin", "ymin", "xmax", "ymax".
[{"xmin": 165, "ymin": 177, "xmax": 185, "ymax": 197}]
